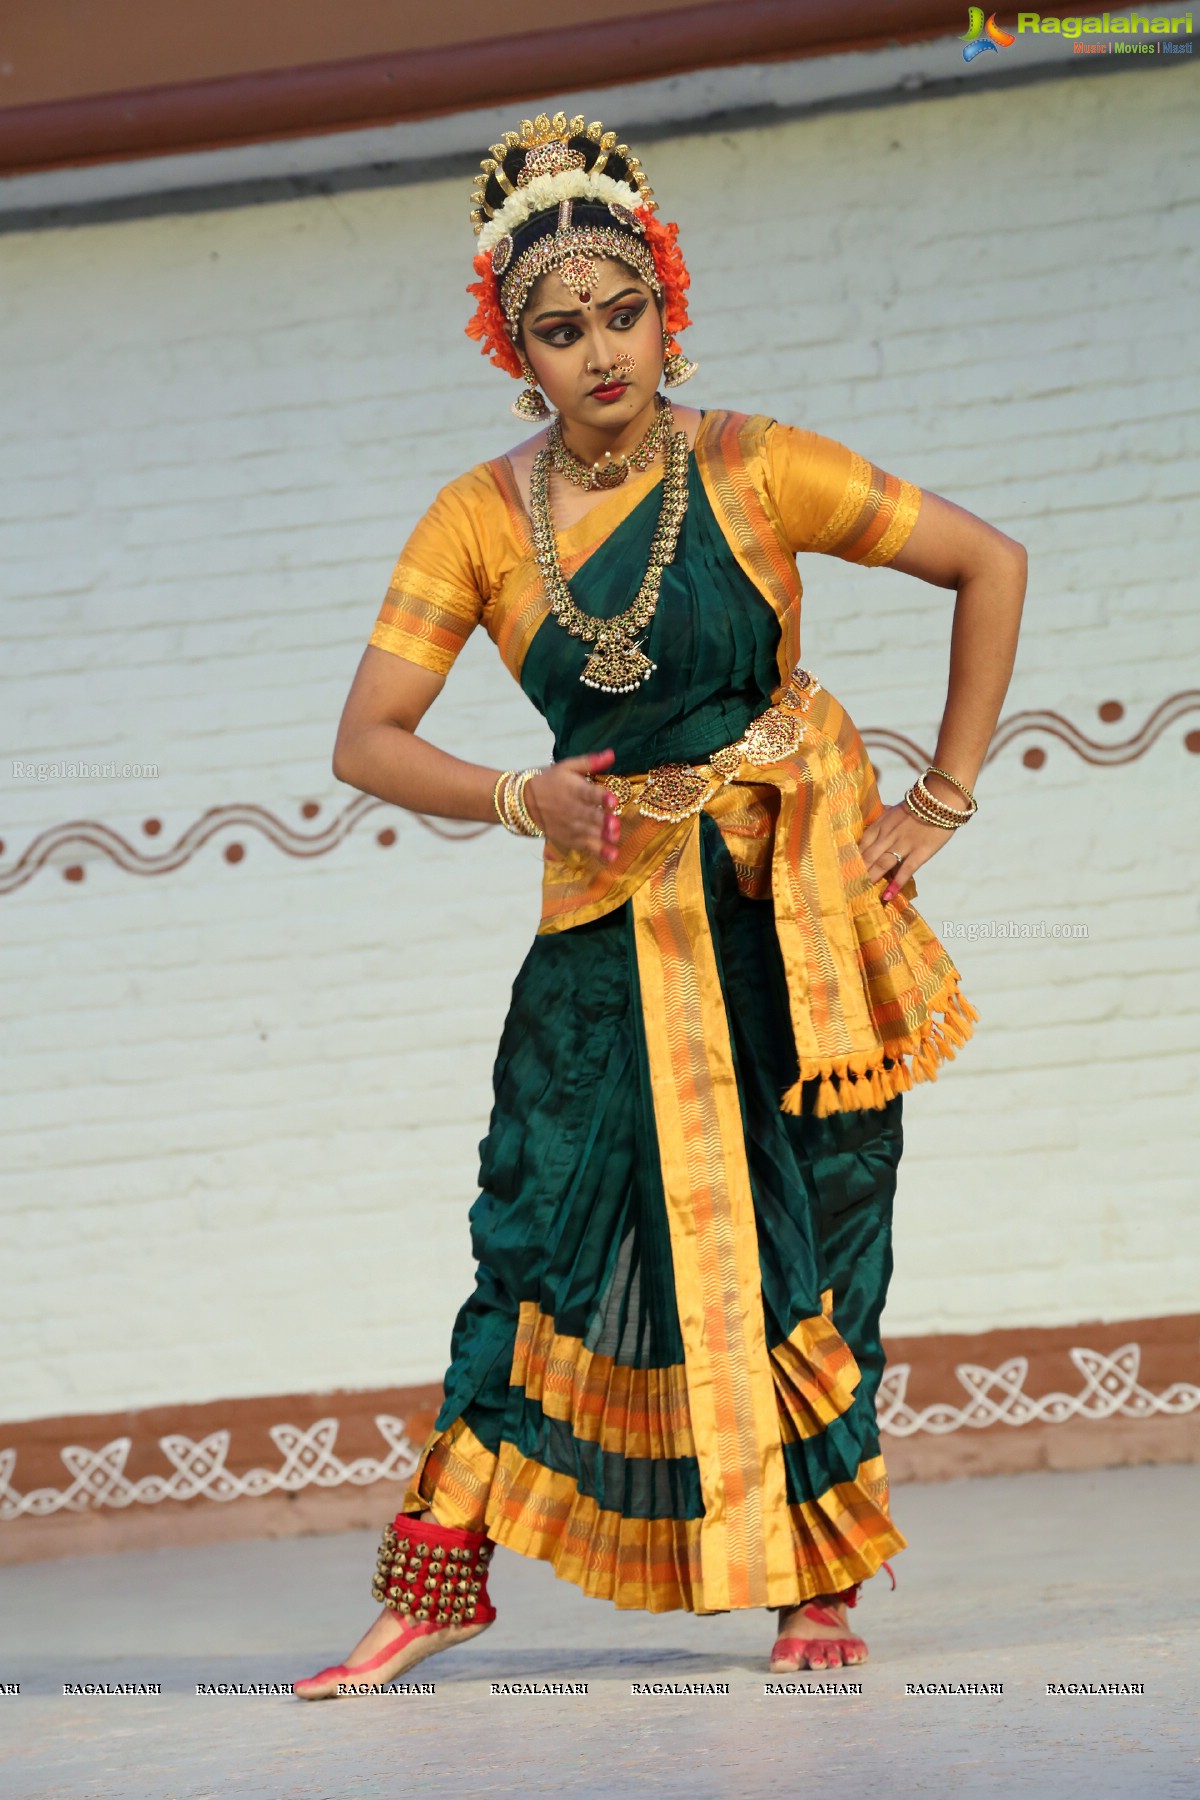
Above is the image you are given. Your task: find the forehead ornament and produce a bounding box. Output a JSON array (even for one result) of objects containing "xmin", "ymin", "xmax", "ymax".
[{"xmin": 464, "ymin": 110, "xmax": 695, "ymax": 387}]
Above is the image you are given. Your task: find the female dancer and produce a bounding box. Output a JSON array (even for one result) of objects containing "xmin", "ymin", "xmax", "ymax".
[{"xmin": 294, "ymin": 112, "xmax": 1026, "ymax": 1698}]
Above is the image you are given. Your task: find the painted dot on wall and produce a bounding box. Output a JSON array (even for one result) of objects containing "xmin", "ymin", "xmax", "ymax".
[
  {"xmin": 143, "ymin": 818, "xmax": 162, "ymax": 836},
  {"xmin": 376, "ymin": 828, "xmax": 397, "ymax": 847},
  {"xmin": 301, "ymin": 801, "xmax": 320, "ymax": 819},
  {"xmin": 1022, "ymin": 747, "xmax": 1046, "ymax": 770},
  {"xmin": 1098, "ymin": 700, "xmax": 1124, "ymax": 723},
  {"xmin": 64, "ymin": 865, "xmax": 85, "ymax": 882},
  {"xmin": 1185, "ymin": 730, "xmax": 1200, "ymax": 755},
  {"xmin": 224, "ymin": 843, "xmax": 245, "ymax": 864}
]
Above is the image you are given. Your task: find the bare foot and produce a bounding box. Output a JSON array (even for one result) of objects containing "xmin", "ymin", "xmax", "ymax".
[
  {"xmin": 769, "ymin": 1597, "xmax": 868, "ymax": 1673},
  {"xmin": 293, "ymin": 1510, "xmax": 494, "ymax": 1700},
  {"xmin": 292, "ymin": 1604, "xmax": 492, "ymax": 1699}
]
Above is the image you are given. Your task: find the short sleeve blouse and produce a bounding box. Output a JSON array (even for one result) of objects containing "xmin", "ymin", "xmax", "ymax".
[
  {"xmin": 759, "ymin": 422, "xmax": 923, "ymax": 567},
  {"xmin": 363, "ymin": 415, "xmax": 923, "ymax": 685},
  {"xmin": 367, "ymin": 469, "xmax": 492, "ymax": 677}
]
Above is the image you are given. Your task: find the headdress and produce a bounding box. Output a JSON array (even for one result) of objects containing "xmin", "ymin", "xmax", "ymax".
[{"xmin": 464, "ymin": 111, "xmax": 695, "ymax": 386}]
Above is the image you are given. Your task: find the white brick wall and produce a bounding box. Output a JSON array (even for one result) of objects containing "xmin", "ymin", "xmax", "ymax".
[{"xmin": 2, "ymin": 62, "xmax": 1198, "ymax": 1421}]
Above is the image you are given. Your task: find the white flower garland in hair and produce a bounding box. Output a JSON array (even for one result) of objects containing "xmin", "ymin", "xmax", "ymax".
[{"xmin": 478, "ymin": 170, "xmax": 641, "ymax": 253}]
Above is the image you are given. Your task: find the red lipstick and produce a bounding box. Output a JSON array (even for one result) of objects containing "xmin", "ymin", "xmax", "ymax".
[{"xmin": 589, "ymin": 381, "xmax": 629, "ymax": 403}]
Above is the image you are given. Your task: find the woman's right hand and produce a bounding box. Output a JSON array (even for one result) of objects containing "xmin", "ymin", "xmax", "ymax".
[{"xmin": 523, "ymin": 748, "xmax": 623, "ymax": 863}]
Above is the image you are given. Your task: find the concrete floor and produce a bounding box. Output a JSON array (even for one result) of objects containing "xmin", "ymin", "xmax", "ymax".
[{"xmin": 0, "ymin": 1463, "xmax": 1195, "ymax": 1800}]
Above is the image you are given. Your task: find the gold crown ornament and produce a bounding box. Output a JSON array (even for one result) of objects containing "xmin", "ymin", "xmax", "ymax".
[
  {"xmin": 469, "ymin": 112, "xmax": 655, "ymax": 235},
  {"xmin": 463, "ymin": 109, "xmax": 696, "ymax": 393}
]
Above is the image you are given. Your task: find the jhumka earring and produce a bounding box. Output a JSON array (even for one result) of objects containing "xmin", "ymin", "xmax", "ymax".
[
  {"xmin": 661, "ymin": 329, "xmax": 698, "ymax": 388},
  {"xmin": 512, "ymin": 354, "xmax": 552, "ymax": 421}
]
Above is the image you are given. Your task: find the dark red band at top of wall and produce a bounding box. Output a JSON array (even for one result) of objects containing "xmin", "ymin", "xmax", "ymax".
[{"xmin": 0, "ymin": 1, "xmax": 1096, "ymax": 178}]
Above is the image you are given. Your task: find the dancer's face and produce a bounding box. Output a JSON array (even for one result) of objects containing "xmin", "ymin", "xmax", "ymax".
[{"xmin": 519, "ymin": 259, "xmax": 664, "ymax": 433}]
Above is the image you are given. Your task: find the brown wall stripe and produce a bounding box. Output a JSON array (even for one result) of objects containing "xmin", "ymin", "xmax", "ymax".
[{"xmin": 0, "ymin": 2, "xmax": 1116, "ymax": 178}]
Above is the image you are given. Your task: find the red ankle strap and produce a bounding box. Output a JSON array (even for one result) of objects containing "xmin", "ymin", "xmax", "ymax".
[
  {"xmin": 370, "ymin": 1512, "xmax": 496, "ymax": 1627},
  {"xmin": 829, "ymin": 1560, "xmax": 897, "ymax": 1609}
]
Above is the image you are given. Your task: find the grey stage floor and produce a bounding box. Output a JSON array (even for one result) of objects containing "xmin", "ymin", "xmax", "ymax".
[{"xmin": 0, "ymin": 1463, "xmax": 1195, "ymax": 1800}]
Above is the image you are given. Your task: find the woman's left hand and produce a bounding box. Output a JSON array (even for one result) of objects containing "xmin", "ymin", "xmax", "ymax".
[{"xmin": 859, "ymin": 802, "xmax": 957, "ymax": 904}]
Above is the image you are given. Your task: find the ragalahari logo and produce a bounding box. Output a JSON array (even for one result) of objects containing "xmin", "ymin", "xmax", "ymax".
[{"xmin": 960, "ymin": 8, "xmax": 1018, "ymax": 58}]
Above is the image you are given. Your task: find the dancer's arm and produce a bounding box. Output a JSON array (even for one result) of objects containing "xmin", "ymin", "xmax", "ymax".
[
  {"xmin": 859, "ymin": 491, "xmax": 1027, "ymax": 900},
  {"xmin": 332, "ymin": 645, "xmax": 620, "ymax": 859},
  {"xmin": 761, "ymin": 422, "xmax": 1027, "ymax": 901}
]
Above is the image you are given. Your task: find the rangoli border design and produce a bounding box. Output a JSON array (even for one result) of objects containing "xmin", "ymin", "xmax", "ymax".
[
  {"xmin": 876, "ymin": 1342, "xmax": 1200, "ymax": 1437},
  {"xmin": 2, "ymin": 1342, "xmax": 1197, "ymax": 1521},
  {"xmin": 0, "ymin": 1416, "xmax": 421, "ymax": 1521}
]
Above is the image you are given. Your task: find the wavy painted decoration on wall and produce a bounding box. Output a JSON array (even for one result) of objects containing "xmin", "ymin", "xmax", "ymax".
[{"xmin": 2, "ymin": 693, "xmax": 1197, "ymax": 896}]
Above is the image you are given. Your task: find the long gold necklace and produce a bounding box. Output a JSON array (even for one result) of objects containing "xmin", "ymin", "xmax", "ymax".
[{"xmin": 530, "ymin": 398, "xmax": 690, "ymax": 693}]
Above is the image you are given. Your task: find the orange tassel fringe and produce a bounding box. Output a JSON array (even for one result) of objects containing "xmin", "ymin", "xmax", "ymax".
[{"xmin": 778, "ymin": 986, "xmax": 981, "ymax": 1118}]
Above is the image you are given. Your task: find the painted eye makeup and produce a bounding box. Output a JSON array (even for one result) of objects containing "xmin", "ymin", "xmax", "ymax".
[
  {"xmin": 533, "ymin": 297, "xmax": 650, "ymax": 348},
  {"xmin": 533, "ymin": 322, "xmax": 583, "ymax": 347}
]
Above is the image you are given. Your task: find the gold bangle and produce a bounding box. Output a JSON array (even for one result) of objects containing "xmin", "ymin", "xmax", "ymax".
[
  {"xmin": 501, "ymin": 771, "xmax": 528, "ymax": 836},
  {"xmin": 492, "ymin": 770, "xmax": 515, "ymax": 829},
  {"xmin": 494, "ymin": 767, "xmax": 544, "ymax": 838},
  {"xmin": 908, "ymin": 784, "xmax": 967, "ymax": 822},
  {"xmin": 513, "ymin": 768, "xmax": 545, "ymax": 838},
  {"xmin": 904, "ymin": 795, "xmax": 959, "ymax": 830},
  {"xmin": 496, "ymin": 770, "xmax": 529, "ymax": 836},
  {"xmin": 921, "ymin": 766, "xmax": 978, "ymax": 815},
  {"xmin": 904, "ymin": 785, "xmax": 968, "ymax": 829},
  {"xmin": 914, "ymin": 773, "xmax": 975, "ymax": 821}
]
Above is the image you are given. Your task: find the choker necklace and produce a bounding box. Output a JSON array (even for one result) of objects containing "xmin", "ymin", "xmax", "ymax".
[
  {"xmin": 530, "ymin": 395, "xmax": 690, "ymax": 693},
  {"xmin": 548, "ymin": 395, "xmax": 671, "ymax": 492}
]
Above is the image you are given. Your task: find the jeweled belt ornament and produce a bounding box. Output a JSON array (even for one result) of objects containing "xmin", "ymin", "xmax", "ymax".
[
  {"xmin": 589, "ymin": 667, "xmax": 821, "ymax": 820},
  {"xmin": 546, "ymin": 659, "xmax": 979, "ymax": 1124}
]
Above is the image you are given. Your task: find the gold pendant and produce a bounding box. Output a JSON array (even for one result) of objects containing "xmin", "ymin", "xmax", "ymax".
[
  {"xmin": 638, "ymin": 762, "xmax": 717, "ymax": 822},
  {"xmin": 741, "ymin": 708, "xmax": 805, "ymax": 766},
  {"xmin": 580, "ymin": 634, "xmax": 657, "ymax": 693},
  {"xmin": 591, "ymin": 453, "xmax": 630, "ymax": 489}
]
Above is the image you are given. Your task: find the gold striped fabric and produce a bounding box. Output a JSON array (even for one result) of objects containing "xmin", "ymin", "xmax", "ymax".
[
  {"xmin": 369, "ymin": 568, "xmax": 482, "ymax": 677},
  {"xmin": 398, "ymin": 1395, "xmax": 908, "ymax": 1614},
  {"xmin": 761, "ymin": 421, "xmax": 923, "ymax": 566}
]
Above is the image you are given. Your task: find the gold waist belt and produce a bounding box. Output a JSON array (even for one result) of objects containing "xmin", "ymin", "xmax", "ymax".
[
  {"xmin": 592, "ymin": 665, "xmax": 822, "ymax": 825},
  {"xmin": 539, "ymin": 660, "xmax": 978, "ymax": 1121}
]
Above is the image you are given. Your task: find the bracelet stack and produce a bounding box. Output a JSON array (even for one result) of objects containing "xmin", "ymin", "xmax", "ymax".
[
  {"xmin": 493, "ymin": 767, "xmax": 545, "ymax": 838},
  {"xmin": 903, "ymin": 764, "xmax": 979, "ymax": 831}
]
